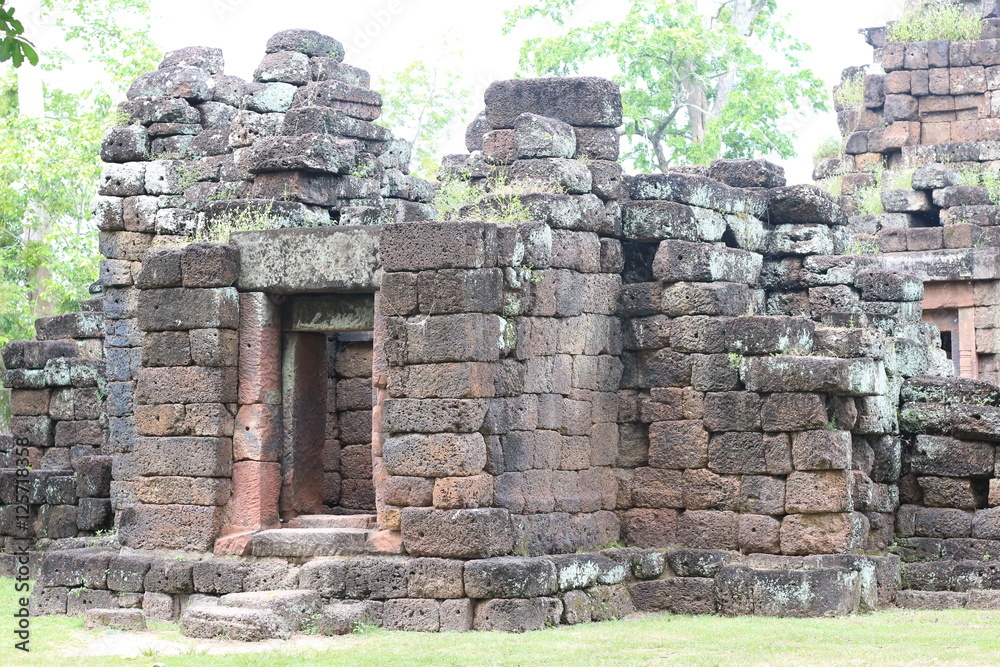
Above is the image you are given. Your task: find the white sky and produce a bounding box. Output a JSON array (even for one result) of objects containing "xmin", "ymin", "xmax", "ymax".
[{"xmin": 38, "ymin": 0, "xmax": 913, "ymax": 183}]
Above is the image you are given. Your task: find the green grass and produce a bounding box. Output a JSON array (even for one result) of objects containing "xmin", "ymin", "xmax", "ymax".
[
  {"xmin": 888, "ymin": 3, "xmax": 982, "ymax": 43},
  {"xmin": 5, "ymin": 579, "xmax": 1000, "ymax": 665},
  {"xmin": 813, "ymin": 136, "xmax": 842, "ymax": 165},
  {"xmin": 833, "ymin": 76, "xmax": 864, "ymax": 110}
]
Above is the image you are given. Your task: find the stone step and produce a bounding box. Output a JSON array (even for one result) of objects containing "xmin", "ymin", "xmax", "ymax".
[
  {"xmin": 220, "ymin": 590, "xmax": 322, "ymax": 631},
  {"xmin": 180, "ymin": 604, "xmax": 291, "ymax": 641},
  {"xmin": 287, "ymin": 514, "xmax": 377, "ymax": 529},
  {"xmin": 251, "ymin": 527, "xmax": 402, "ymax": 558}
]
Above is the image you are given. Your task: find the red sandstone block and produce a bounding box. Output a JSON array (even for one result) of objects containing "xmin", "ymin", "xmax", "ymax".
[
  {"xmin": 134, "ymin": 436, "xmax": 233, "ymax": 477},
  {"xmin": 952, "ymin": 119, "xmax": 983, "ymax": 142},
  {"xmin": 186, "ymin": 403, "xmax": 235, "ymax": 437},
  {"xmin": 10, "ymin": 389, "xmax": 50, "ymax": 416},
  {"xmin": 739, "ymin": 514, "xmax": 781, "ymax": 554},
  {"xmin": 238, "ymin": 292, "xmax": 281, "ymax": 405},
  {"xmin": 118, "ymin": 504, "xmax": 225, "ymax": 551},
  {"xmin": 227, "ymin": 461, "xmax": 281, "ymax": 530},
  {"xmin": 433, "ymin": 475, "xmax": 493, "ymax": 509},
  {"xmin": 135, "ymin": 403, "xmax": 187, "ymax": 436},
  {"xmin": 779, "ymin": 512, "xmax": 861, "ymax": 555},
  {"xmin": 906, "ymin": 227, "xmax": 944, "ymax": 251},
  {"xmin": 233, "ymin": 404, "xmax": 282, "ymax": 462},
  {"xmin": 632, "ymin": 467, "xmax": 683, "ymax": 509},
  {"xmin": 785, "ymin": 471, "xmax": 852, "ymax": 513},
  {"xmin": 620, "ymin": 508, "xmax": 678, "ymax": 547},
  {"xmin": 136, "ymin": 366, "xmax": 238, "ymax": 404},
  {"xmin": 677, "ymin": 509, "xmax": 739, "ymax": 550},
  {"xmin": 883, "ymin": 121, "xmax": 921, "ymax": 148}
]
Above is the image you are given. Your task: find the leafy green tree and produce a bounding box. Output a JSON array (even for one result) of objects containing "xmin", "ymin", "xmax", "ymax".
[
  {"xmin": 376, "ymin": 49, "xmax": 472, "ymax": 180},
  {"xmin": 0, "ymin": 0, "xmax": 160, "ymax": 346},
  {"xmin": 0, "ymin": 1, "xmax": 37, "ymax": 67},
  {"xmin": 504, "ymin": 0, "xmax": 828, "ymax": 172}
]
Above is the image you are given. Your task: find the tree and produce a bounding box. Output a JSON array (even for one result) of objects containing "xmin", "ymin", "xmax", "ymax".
[
  {"xmin": 0, "ymin": 1, "xmax": 37, "ymax": 67},
  {"xmin": 0, "ymin": 0, "xmax": 160, "ymax": 346},
  {"xmin": 504, "ymin": 0, "xmax": 828, "ymax": 173},
  {"xmin": 376, "ymin": 47, "xmax": 472, "ymax": 180}
]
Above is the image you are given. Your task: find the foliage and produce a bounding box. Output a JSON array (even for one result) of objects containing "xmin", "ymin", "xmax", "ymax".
[
  {"xmin": 376, "ymin": 48, "xmax": 472, "ymax": 180},
  {"xmin": 190, "ymin": 203, "xmax": 287, "ymax": 245},
  {"xmin": 813, "ymin": 136, "xmax": 842, "ymax": 165},
  {"xmin": 956, "ymin": 165, "xmax": 1000, "ymax": 204},
  {"xmin": 819, "ymin": 174, "xmax": 843, "ymax": 198},
  {"xmin": 432, "ymin": 179, "xmax": 478, "ymax": 221},
  {"xmin": 0, "ymin": 2, "xmax": 37, "ymax": 67},
  {"xmin": 0, "ymin": 0, "xmax": 159, "ymax": 348},
  {"xmin": 433, "ymin": 170, "xmax": 564, "ymax": 225},
  {"xmin": 884, "ymin": 168, "xmax": 915, "ymax": 191},
  {"xmin": 856, "ymin": 191, "xmax": 884, "ymax": 216},
  {"xmin": 844, "ymin": 237, "xmax": 881, "ymax": 255},
  {"xmin": 833, "ymin": 75, "xmax": 863, "ymax": 110},
  {"xmin": 505, "ymin": 0, "xmax": 828, "ymax": 172},
  {"xmin": 888, "ymin": 3, "xmax": 982, "ymax": 43}
]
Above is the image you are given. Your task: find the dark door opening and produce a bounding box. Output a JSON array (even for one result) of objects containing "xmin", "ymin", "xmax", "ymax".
[{"xmin": 278, "ymin": 294, "xmax": 376, "ymax": 522}]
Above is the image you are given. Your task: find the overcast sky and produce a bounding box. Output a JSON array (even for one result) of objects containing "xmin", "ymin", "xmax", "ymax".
[{"xmin": 117, "ymin": 1, "xmax": 912, "ymax": 182}]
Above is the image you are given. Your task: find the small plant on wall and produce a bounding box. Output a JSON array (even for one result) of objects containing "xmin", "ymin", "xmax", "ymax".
[{"xmin": 887, "ymin": 3, "xmax": 982, "ymax": 43}]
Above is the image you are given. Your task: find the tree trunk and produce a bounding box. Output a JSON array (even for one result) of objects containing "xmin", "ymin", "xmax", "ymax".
[
  {"xmin": 17, "ymin": 0, "xmax": 55, "ymax": 321},
  {"xmin": 709, "ymin": 0, "xmax": 768, "ymax": 119}
]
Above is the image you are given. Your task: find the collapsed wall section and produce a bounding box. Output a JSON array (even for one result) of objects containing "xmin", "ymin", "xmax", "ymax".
[
  {"xmin": 0, "ymin": 306, "xmax": 111, "ymax": 548},
  {"xmin": 817, "ymin": 7, "xmax": 1000, "ymax": 385}
]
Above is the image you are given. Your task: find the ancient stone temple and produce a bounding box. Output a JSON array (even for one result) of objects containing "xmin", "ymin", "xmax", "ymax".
[{"xmin": 4, "ymin": 17, "xmax": 1000, "ymax": 638}]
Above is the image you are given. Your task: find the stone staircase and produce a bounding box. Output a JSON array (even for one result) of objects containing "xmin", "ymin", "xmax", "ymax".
[
  {"xmin": 894, "ymin": 538, "xmax": 1000, "ymax": 610},
  {"xmin": 181, "ymin": 590, "xmax": 323, "ymax": 640},
  {"xmin": 250, "ymin": 514, "xmax": 402, "ymax": 558}
]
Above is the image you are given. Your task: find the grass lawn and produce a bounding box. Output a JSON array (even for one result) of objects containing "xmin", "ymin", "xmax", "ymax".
[{"xmin": 2, "ymin": 578, "xmax": 999, "ymax": 666}]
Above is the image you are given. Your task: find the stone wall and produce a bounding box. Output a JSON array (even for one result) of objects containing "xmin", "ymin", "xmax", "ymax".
[
  {"xmin": 8, "ymin": 24, "xmax": 1000, "ymax": 632},
  {"xmin": 814, "ymin": 5, "xmax": 1000, "ymax": 385},
  {"xmin": 325, "ymin": 333, "xmax": 376, "ymax": 511},
  {"xmin": 0, "ymin": 304, "xmax": 111, "ymax": 547}
]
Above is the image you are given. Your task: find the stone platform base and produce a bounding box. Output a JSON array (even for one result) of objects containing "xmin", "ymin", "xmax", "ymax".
[{"xmin": 25, "ymin": 545, "xmax": 904, "ymax": 638}]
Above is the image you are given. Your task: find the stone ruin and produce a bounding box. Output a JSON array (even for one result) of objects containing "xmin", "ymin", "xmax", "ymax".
[{"xmin": 3, "ymin": 18, "xmax": 1000, "ymax": 637}]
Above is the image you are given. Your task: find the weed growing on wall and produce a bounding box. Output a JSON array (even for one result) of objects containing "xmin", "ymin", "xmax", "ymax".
[
  {"xmin": 884, "ymin": 168, "xmax": 916, "ymax": 191},
  {"xmin": 432, "ymin": 170, "xmax": 564, "ymax": 224},
  {"xmin": 820, "ymin": 174, "xmax": 844, "ymax": 198},
  {"xmin": 957, "ymin": 165, "xmax": 1000, "ymax": 204},
  {"xmin": 888, "ymin": 3, "xmax": 982, "ymax": 43},
  {"xmin": 813, "ymin": 137, "xmax": 843, "ymax": 165},
  {"xmin": 834, "ymin": 76, "xmax": 864, "ymax": 110}
]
